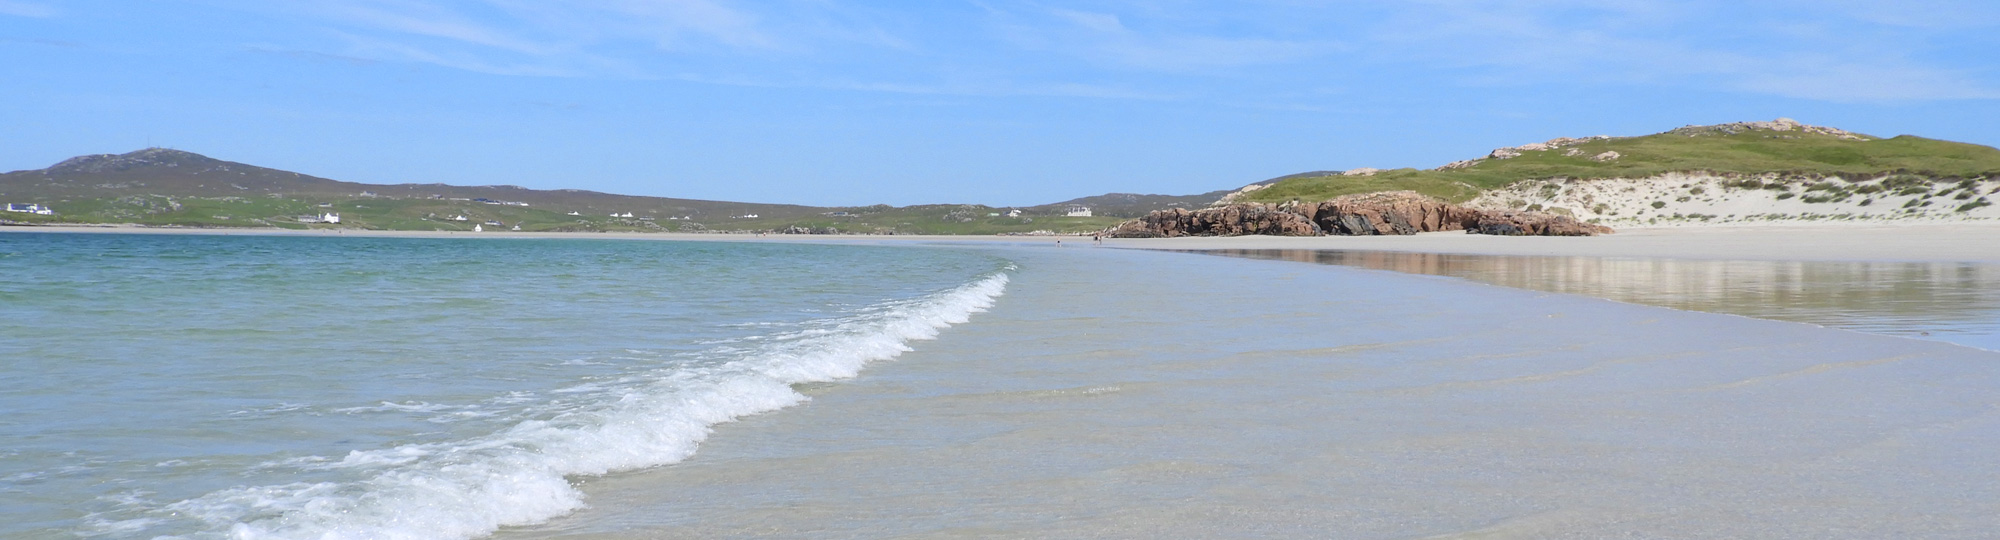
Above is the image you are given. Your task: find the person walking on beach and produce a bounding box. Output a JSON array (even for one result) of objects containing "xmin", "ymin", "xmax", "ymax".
[{"xmin": 1092, "ymin": 233, "xmax": 1101, "ymax": 246}]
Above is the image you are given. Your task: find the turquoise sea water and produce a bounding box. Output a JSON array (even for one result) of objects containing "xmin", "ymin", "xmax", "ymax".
[{"xmin": 0, "ymin": 233, "xmax": 1011, "ymax": 539}]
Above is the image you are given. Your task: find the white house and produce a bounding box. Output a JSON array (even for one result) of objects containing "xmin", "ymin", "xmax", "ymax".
[
  {"xmin": 453, "ymin": 215, "xmax": 469, "ymax": 221},
  {"xmin": 322, "ymin": 213, "xmax": 340, "ymax": 224},
  {"xmin": 1064, "ymin": 206, "xmax": 1093, "ymax": 217},
  {"xmin": 473, "ymin": 224, "xmax": 483, "ymax": 232},
  {"xmin": 1005, "ymin": 209, "xmax": 1022, "ymax": 218},
  {"xmin": 6, "ymin": 203, "xmax": 54, "ymax": 215}
]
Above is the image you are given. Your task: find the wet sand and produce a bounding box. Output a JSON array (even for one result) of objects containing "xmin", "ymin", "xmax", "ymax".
[
  {"xmin": 495, "ymin": 247, "xmax": 2000, "ymax": 539},
  {"xmin": 1203, "ymin": 249, "xmax": 2000, "ymax": 351},
  {"xmin": 1110, "ymin": 224, "xmax": 2000, "ymax": 263}
]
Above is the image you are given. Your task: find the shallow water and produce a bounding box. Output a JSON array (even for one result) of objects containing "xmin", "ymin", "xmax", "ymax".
[
  {"xmin": 1202, "ymin": 249, "xmax": 2000, "ymax": 351},
  {"xmin": 0, "ymin": 233, "xmax": 1010, "ymax": 539}
]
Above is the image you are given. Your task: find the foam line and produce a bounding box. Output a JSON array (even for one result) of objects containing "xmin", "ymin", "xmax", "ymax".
[{"xmin": 148, "ymin": 271, "xmax": 1010, "ymax": 540}]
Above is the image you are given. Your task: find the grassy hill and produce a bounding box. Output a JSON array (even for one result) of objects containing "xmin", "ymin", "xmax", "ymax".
[
  {"xmin": 1019, "ymin": 172, "xmax": 1323, "ymax": 218},
  {"xmin": 1241, "ymin": 120, "xmax": 2000, "ymax": 204},
  {"xmin": 0, "ymin": 149, "xmax": 1117, "ymax": 234}
]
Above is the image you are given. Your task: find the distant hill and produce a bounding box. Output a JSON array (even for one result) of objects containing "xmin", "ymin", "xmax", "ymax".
[
  {"xmin": 1024, "ymin": 191, "xmax": 1230, "ymax": 218},
  {"xmin": 1025, "ymin": 172, "xmax": 1325, "ymax": 218},
  {"xmin": 0, "ymin": 148, "xmax": 827, "ymax": 222},
  {"xmin": 0, "ymin": 148, "xmax": 1121, "ymax": 234}
]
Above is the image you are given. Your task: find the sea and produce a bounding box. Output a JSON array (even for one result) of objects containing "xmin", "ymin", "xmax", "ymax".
[
  {"xmin": 4, "ymin": 231, "xmax": 2000, "ymax": 539},
  {"xmin": 0, "ymin": 233, "xmax": 1009, "ymax": 539}
]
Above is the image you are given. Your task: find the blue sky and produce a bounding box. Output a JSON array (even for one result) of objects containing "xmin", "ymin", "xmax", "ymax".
[{"xmin": 3, "ymin": 1, "xmax": 1996, "ymax": 206}]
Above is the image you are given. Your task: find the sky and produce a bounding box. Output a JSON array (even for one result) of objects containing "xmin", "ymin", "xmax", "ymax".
[{"xmin": 2, "ymin": 0, "xmax": 1997, "ymax": 206}]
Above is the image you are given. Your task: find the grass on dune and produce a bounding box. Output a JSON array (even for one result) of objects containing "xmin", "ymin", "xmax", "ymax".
[{"xmin": 1242, "ymin": 130, "xmax": 2000, "ymax": 204}]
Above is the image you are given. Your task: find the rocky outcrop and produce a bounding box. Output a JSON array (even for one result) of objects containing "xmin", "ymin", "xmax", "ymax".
[
  {"xmin": 1108, "ymin": 191, "xmax": 1612, "ymax": 238},
  {"xmin": 1667, "ymin": 118, "xmax": 1867, "ymax": 140},
  {"xmin": 1487, "ymin": 135, "xmax": 1613, "ymax": 160},
  {"xmin": 1469, "ymin": 211, "xmax": 1614, "ymax": 236},
  {"xmin": 1107, "ymin": 204, "xmax": 1321, "ymax": 238},
  {"xmin": 780, "ymin": 225, "xmax": 841, "ymax": 234},
  {"xmin": 1288, "ymin": 191, "xmax": 1484, "ymax": 235}
]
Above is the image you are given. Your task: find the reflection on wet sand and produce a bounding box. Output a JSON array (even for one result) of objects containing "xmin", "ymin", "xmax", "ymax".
[{"xmin": 1208, "ymin": 249, "xmax": 2000, "ymax": 351}]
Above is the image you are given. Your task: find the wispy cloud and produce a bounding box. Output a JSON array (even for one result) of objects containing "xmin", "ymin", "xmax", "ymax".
[
  {"xmin": 1352, "ymin": 0, "xmax": 2000, "ymax": 102},
  {"xmin": 1816, "ymin": 0, "xmax": 2000, "ymax": 29},
  {"xmin": 995, "ymin": 6, "xmax": 1341, "ymax": 73},
  {"xmin": 296, "ymin": 1, "xmax": 561, "ymax": 55},
  {"xmin": 0, "ymin": 0, "xmax": 56, "ymax": 18},
  {"xmin": 205, "ymin": 0, "xmax": 2000, "ymax": 103},
  {"xmin": 230, "ymin": 0, "xmax": 787, "ymax": 78}
]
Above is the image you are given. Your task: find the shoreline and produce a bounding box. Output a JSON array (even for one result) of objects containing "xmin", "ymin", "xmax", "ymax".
[
  {"xmin": 491, "ymin": 246, "xmax": 2000, "ymax": 538},
  {"xmin": 9, "ymin": 222, "xmax": 2000, "ymax": 262}
]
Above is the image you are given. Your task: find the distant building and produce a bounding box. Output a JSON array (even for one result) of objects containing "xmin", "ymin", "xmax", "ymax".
[
  {"xmin": 1064, "ymin": 206, "xmax": 1092, "ymax": 217},
  {"xmin": 1006, "ymin": 209, "xmax": 1022, "ymax": 218},
  {"xmin": 453, "ymin": 215, "xmax": 469, "ymax": 221},
  {"xmin": 4, "ymin": 203, "xmax": 53, "ymax": 215},
  {"xmin": 566, "ymin": 211, "xmax": 581, "ymax": 216},
  {"xmin": 473, "ymin": 224, "xmax": 483, "ymax": 232},
  {"xmin": 323, "ymin": 213, "xmax": 340, "ymax": 224},
  {"xmin": 294, "ymin": 213, "xmax": 341, "ymax": 224}
]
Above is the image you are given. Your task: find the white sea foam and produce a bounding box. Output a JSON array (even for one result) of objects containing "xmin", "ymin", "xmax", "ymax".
[
  {"xmin": 333, "ymin": 401, "xmax": 454, "ymax": 414},
  {"xmin": 149, "ymin": 271, "xmax": 1010, "ymax": 540}
]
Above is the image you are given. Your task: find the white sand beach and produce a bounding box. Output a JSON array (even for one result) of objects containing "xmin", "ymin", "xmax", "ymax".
[{"xmin": 492, "ymin": 244, "xmax": 2000, "ymax": 539}]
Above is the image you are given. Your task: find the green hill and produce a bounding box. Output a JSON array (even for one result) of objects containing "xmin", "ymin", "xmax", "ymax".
[
  {"xmin": 0, "ymin": 148, "xmax": 1116, "ymax": 234},
  {"xmin": 1241, "ymin": 119, "xmax": 2000, "ymax": 204}
]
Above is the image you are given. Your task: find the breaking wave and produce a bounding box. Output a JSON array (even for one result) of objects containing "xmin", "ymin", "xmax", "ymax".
[{"xmin": 135, "ymin": 270, "xmax": 1010, "ymax": 540}]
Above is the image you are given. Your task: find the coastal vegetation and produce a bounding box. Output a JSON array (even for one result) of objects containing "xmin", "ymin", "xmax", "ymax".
[{"xmin": 1239, "ymin": 120, "xmax": 2000, "ymax": 204}]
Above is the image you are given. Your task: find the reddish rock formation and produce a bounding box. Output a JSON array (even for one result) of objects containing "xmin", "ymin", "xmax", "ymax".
[
  {"xmin": 1107, "ymin": 190, "xmax": 1614, "ymax": 238},
  {"xmin": 1468, "ymin": 211, "xmax": 1614, "ymax": 236},
  {"xmin": 1290, "ymin": 191, "xmax": 1485, "ymax": 235},
  {"xmin": 1107, "ymin": 203, "xmax": 1320, "ymax": 238}
]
